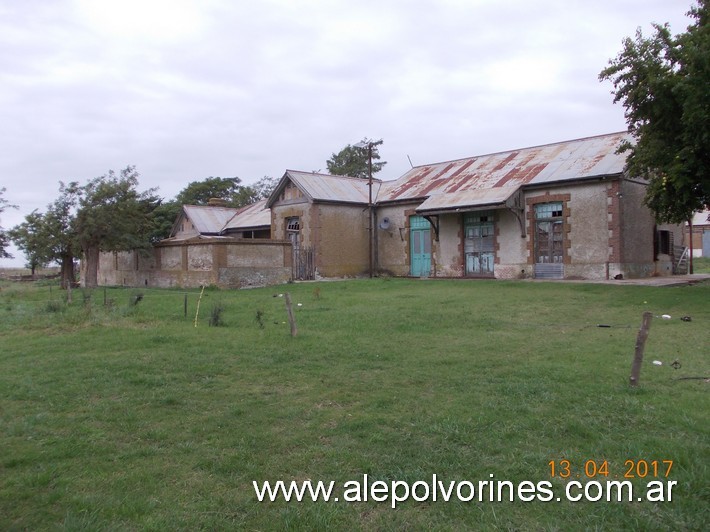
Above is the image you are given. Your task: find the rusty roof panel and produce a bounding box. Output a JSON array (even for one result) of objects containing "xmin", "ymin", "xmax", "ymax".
[
  {"xmin": 285, "ymin": 170, "xmax": 378, "ymax": 204},
  {"xmin": 379, "ymin": 132, "xmax": 631, "ymax": 203},
  {"xmin": 416, "ymin": 186, "xmax": 520, "ymax": 213}
]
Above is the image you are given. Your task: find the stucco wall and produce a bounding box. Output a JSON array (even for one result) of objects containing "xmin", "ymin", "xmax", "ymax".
[
  {"xmin": 271, "ymin": 200, "xmax": 312, "ymax": 247},
  {"xmin": 374, "ymin": 180, "xmax": 683, "ymax": 281},
  {"xmin": 494, "ymin": 209, "xmax": 529, "ymax": 279},
  {"xmin": 98, "ymin": 240, "xmax": 292, "ymax": 289},
  {"xmin": 375, "ymin": 204, "xmax": 418, "ymax": 276},
  {"xmin": 616, "ymin": 179, "xmax": 683, "ymax": 277},
  {"xmin": 434, "ymin": 215, "xmax": 460, "ymax": 277},
  {"xmin": 313, "ymin": 204, "xmax": 369, "ymax": 277}
]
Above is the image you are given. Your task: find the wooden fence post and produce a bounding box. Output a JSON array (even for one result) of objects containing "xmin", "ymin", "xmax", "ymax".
[
  {"xmin": 284, "ymin": 292, "xmax": 298, "ymax": 337},
  {"xmin": 630, "ymin": 311, "xmax": 653, "ymax": 386}
]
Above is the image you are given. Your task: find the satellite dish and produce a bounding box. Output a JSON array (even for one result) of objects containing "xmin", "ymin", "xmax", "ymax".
[{"xmin": 379, "ymin": 217, "xmax": 391, "ymax": 230}]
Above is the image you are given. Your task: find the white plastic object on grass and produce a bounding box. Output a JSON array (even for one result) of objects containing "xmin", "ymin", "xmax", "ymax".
[
  {"xmin": 652, "ymin": 360, "xmax": 663, "ymax": 366},
  {"xmin": 661, "ymin": 314, "xmax": 671, "ymax": 319}
]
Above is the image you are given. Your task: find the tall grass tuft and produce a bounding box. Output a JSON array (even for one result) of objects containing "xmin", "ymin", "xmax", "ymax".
[{"xmin": 209, "ymin": 300, "xmax": 225, "ymax": 326}]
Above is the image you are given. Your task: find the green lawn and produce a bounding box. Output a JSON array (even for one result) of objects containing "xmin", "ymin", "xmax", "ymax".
[
  {"xmin": 1, "ymin": 278, "xmax": 708, "ymax": 530},
  {"xmin": 693, "ymin": 256, "xmax": 710, "ymax": 274}
]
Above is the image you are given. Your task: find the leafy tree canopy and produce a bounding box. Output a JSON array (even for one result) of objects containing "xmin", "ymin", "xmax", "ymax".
[
  {"xmin": 326, "ymin": 139, "xmax": 387, "ymax": 179},
  {"xmin": 8, "ymin": 210, "xmax": 50, "ymax": 273},
  {"xmin": 248, "ymin": 176, "xmax": 279, "ymax": 201},
  {"xmin": 9, "ymin": 181, "xmax": 84, "ymax": 287},
  {"xmin": 599, "ymin": 0, "xmax": 710, "ymax": 223},
  {"xmin": 75, "ymin": 166, "xmax": 160, "ymax": 287},
  {"xmin": 175, "ymin": 176, "xmax": 244, "ymax": 206},
  {"xmin": 0, "ymin": 187, "xmax": 18, "ymax": 259}
]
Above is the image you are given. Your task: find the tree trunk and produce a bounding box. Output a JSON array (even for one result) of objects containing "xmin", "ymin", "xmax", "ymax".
[
  {"xmin": 60, "ymin": 253, "xmax": 75, "ymax": 289},
  {"xmin": 83, "ymin": 245, "xmax": 100, "ymax": 288}
]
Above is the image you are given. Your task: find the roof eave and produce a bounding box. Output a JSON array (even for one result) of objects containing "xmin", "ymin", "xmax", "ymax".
[
  {"xmin": 521, "ymin": 172, "xmax": 624, "ymax": 191},
  {"xmin": 416, "ymin": 201, "xmax": 508, "ymax": 216}
]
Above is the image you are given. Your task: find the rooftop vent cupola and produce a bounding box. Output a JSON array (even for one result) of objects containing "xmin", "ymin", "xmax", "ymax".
[{"xmin": 207, "ymin": 198, "xmax": 228, "ymax": 207}]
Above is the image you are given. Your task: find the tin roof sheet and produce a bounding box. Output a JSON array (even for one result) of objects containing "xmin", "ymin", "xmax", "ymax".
[
  {"xmin": 378, "ymin": 132, "xmax": 632, "ymax": 203},
  {"xmin": 689, "ymin": 210, "xmax": 710, "ymax": 226},
  {"xmin": 182, "ymin": 205, "xmax": 240, "ymax": 234},
  {"xmin": 284, "ymin": 170, "xmax": 380, "ymax": 204},
  {"xmin": 416, "ymin": 186, "xmax": 520, "ymax": 213},
  {"xmin": 222, "ymin": 199, "xmax": 271, "ymax": 231}
]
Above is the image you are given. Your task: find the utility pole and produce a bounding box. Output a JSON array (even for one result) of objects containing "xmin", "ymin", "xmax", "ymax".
[
  {"xmin": 368, "ymin": 142, "xmax": 374, "ymax": 278},
  {"xmin": 355, "ymin": 139, "xmax": 380, "ymax": 279}
]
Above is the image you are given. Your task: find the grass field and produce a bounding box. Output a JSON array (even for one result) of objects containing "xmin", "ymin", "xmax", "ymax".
[
  {"xmin": 693, "ymin": 256, "xmax": 710, "ymax": 274},
  {"xmin": 0, "ymin": 278, "xmax": 708, "ymax": 530}
]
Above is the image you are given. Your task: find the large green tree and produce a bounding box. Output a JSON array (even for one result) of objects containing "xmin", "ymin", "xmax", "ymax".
[
  {"xmin": 9, "ymin": 183, "xmax": 80, "ymax": 286},
  {"xmin": 0, "ymin": 187, "xmax": 17, "ymax": 259},
  {"xmin": 75, "ymin": 166, "xmax": 159, "ymax": 288},
  {"xmin": 8, "ymin": 211, "xmax": 50, "ymax": 275},
  {"xmin": 326, "ymin": 139, "xmax": 387, "ymax": 179},
  {"xmin": 599, "ymin": 0, "xmax": 709, "ymax": 223}
]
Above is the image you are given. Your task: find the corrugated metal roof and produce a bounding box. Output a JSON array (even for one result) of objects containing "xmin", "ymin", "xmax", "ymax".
[
  {"xmin": 416, "ymin": 186, "xmax": 520, "ymax": 214},
  {"xmin": 689, "ymin": 210, "xmax": 710, "ymax": 226},
  {"xmin": 182, "ymin": 205, "xmax": 239, "ymax": 234},
  {"xmin": 222, "ymin": 199, "xmax": 271, "ymax": 231},
  {"xmin": 378, "ymin": 132, "xmax": 632, "ymax": 204},
  {"xmin": 284, "ymin": 170, "xmax": 380, "ymax": 204}
]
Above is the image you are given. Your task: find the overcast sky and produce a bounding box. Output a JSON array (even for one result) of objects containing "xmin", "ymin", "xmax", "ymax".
[{"xmin": 0, "ymin": 0, "xmax": 695, "ymax": 266}]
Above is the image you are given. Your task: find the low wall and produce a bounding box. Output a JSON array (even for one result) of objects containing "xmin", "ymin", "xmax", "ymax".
[{"xmin": 98, "ymin": 239, "xmax": 292, "ymax": 289}]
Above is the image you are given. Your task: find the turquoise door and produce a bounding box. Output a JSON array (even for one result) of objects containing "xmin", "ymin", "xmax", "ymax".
[{"xmin": 410, "ymin": 216, "xmax": 432, "ymax": 276}]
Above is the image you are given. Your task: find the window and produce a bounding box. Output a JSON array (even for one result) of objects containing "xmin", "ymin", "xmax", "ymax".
[
  {"xmin": 464, "ymin": 211, "xmax": 495, "ymax": 275},
  {"xmin": 286, "ymin": 218, "xmax": 300, "ymax": 232},
  {"xmin": 656, "ymin": 230, "xmax": 672, "ymax": 256},
  {"xmin": 534, "ymin": 202, "xmax": 563, "ymax": 264},
  {"xmin": 286, "ymin": 217, "xmax": 300, "ymax": 250}
]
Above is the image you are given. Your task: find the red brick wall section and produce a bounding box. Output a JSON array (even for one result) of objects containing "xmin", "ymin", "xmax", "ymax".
[{"xmin": 525, "ymin": 193, "xmax": 572, "ymax": 265}]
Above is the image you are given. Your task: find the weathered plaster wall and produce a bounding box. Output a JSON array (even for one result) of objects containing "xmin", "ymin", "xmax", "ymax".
[
  {"xmin": 172, "ymin": 212, "xmax": 199, "ymax": 239},
  {"xmin": 616, "ymin": 179, "xmax": 684, "ymax": 277},
  {"xmin": 375, "ymin": 204, "xmax": 418, "ymax": 276},
  {"xmin": 523, "ymin": 182, "xmax": 618, "ymax": 279},
  {"xmin": 313, "ymin": 204, "xmax": 369, "ymax": 277},
  {"xmin": 271, "ymin": 201, "xmax": 312, "ymax": 247},
  {"xmin": 435, "ymin": 215, "xmax": 462, "ymax": 277},
  {"xmin": 374, "ymin": 181, "xmax": 684, "ymax": 281},
  {"xmin": 494, "ymin": 209, "xmax": 529, "ymax": 279},
  {"xmin": 98, "ymin": 240, "xmax": 292, "ymax": 289}
]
